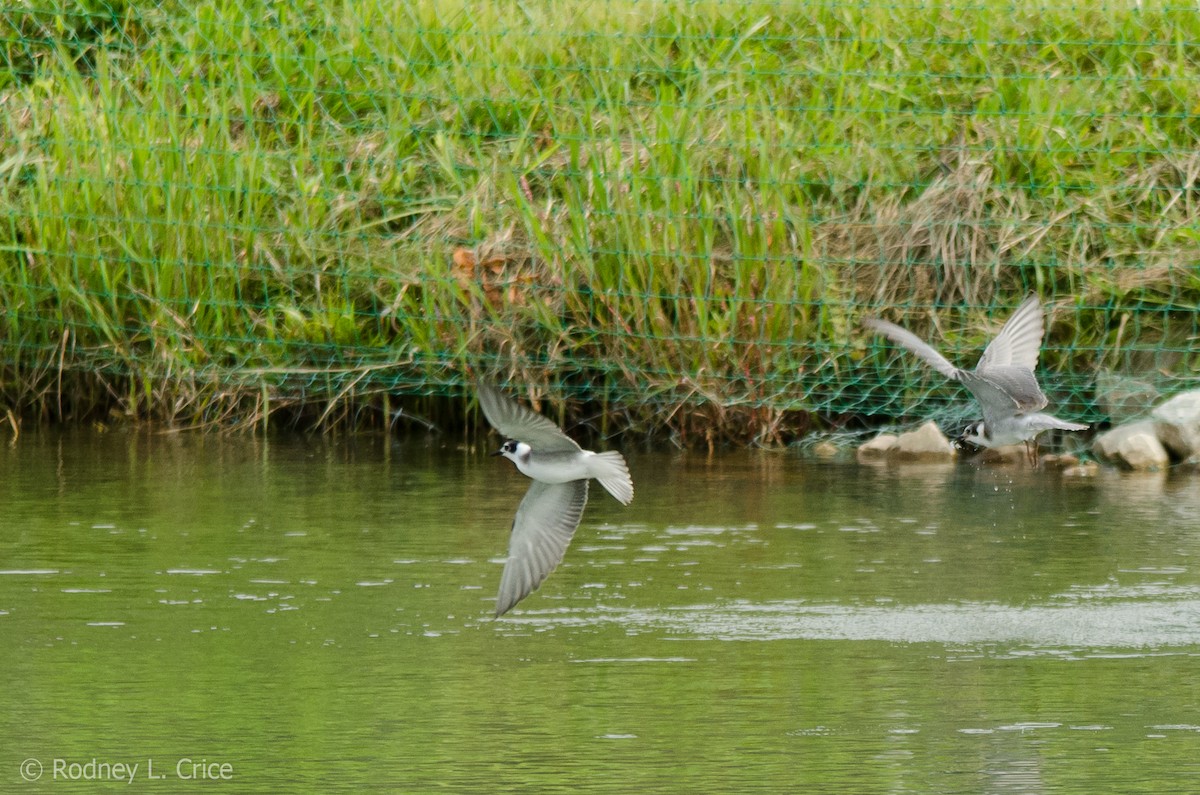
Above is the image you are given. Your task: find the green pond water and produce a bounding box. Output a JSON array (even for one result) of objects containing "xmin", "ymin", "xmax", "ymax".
[{"xmin": 1, "ymin": 431, "xmax": 1199, "ymax": 792}]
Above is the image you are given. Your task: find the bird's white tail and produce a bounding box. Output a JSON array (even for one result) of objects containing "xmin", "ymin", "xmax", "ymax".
[
  {"xmin": 1030, "ymin": 414, "xmax": 1089, "ymax": 433},
  {"xmin": 589, "ymin": 451, "xmax": 634, "ymax": 505}
]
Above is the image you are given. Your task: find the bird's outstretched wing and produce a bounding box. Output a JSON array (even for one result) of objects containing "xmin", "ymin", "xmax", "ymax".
[
  {"xmin": 476, "ymin": 382, "xmax": 581, "ymax": 453},
  {"xmin": 958, "ymin": 370, "xmax": 1047, "ymax": 430},
  {"xmin": 976, "ymin": 294, "xmax": 1043, "ymax": 374},
  {"xmin": 495, "ymin": 479, "xmax": 589, "ymax": 616},
  {"xmin": 862, "ymin": 316, "xmax": 962, "ymax": 381},
  {"xmin": 972, "ymin": 366, "xmax": 1048, "ymax": 413}
]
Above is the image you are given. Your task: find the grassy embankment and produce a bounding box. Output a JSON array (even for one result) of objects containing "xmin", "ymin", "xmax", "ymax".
[{"xmin": 1, "ymin": 1, "xmax": 1198, "ymax": 443}]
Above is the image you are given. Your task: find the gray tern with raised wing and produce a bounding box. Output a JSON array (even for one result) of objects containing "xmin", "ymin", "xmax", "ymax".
[{"xmin": 863, "ymin": 294, "xmax": 1088, "ymax": 456}]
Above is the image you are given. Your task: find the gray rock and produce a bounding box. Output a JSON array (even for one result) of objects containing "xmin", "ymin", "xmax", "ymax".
[
  {"xmin": 1061, "ymin": 460, "xmax": 1099, "ymax": 477},
  {"xmin": 1040, "ymin": 453, "xmax": 1080, "ymax": 470},
  {"xmin": 1095, "ymin": 370, "xmax": 1161, "ymax": 423},
  {"xmin": 894, "ymin": 422, "xmax": 956, "ymax": 461},
  {"xmin": 1151, "ymin": 390, "xmax": 1200, "ymax": 460},
  {"xmin": 976, "ymin": 444, "xmax": 1030, "ymax": 465},
  {"xmin": 1093, "ymin": 420, "xmax": 1170, "ymax": 471},
  {"xmin": 812, "ymin": 441, "xmax": 840, "ymax": 459}
]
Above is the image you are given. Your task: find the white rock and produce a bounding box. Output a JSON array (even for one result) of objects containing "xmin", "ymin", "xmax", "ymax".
[
  {"xmin": 1151, "ymin": 390, "xmax": 1200, "ymax": 460},
  {"xmin": 1093, "ymin": 420, "xmax": 1149, "ymax": 460},
  {"xmin": 857, "ymin": 433, "xmax": 898, "ymax": 462},
  {"xmin": 1116, "ymin": 435, "xmax": 1170, "ymax": 471},
  {"xmin": 1093, "ymin": 420, "xmax": 1169, "ymax": 471},
  {"xmin": 894, "ymin": 421, "xmax": 956, "ymax": 461}
]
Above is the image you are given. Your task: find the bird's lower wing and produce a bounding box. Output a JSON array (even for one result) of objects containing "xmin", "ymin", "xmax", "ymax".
[
  {"xmin": 968, "ymin": 367, "xmax": 1048, "ymax": 413},
  {"xmin": 495, "ymin": 479, "xmax": 589, "ymax": 617},
  {"xmin": 959, "ymin": 370, "xmax": 1048, "ymax": 429}
]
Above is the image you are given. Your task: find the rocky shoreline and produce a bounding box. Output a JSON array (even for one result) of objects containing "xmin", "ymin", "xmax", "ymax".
[{"xmin": 855, "ymin": 389, "xmax": 1200, "ymax": 474}]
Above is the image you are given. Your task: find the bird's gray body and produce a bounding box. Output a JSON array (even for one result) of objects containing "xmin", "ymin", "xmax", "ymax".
[
  {"xmin": 476, "ymin": 383, "xmax": 633, "ymax": 616},
  {"xmin": 863, "ymin": 295, "xmax": 1088, "ymax": 449}
]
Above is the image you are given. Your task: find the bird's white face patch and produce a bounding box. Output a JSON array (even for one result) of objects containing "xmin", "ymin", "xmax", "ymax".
[
  {"xmin": 498, "ymin": 440, "xmax": 532, "ymax": 464},
  {"xmin": 957, "ymin": 421, "xmax": 989, "ymax": 448}
]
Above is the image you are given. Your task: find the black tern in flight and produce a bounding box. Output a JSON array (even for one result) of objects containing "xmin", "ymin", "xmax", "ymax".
[
  {"xmin": 476, "ymin": 382, "xmax": 633, "ymax": 616},
  {"xmin": 863, "ymin": 294, "xmax": 1088, "ymax": 456}
]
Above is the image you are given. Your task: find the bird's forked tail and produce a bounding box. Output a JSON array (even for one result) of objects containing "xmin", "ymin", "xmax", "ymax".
[{"xmin": 590, "ymin": 451, "xmax": 634, "ymax": 505}]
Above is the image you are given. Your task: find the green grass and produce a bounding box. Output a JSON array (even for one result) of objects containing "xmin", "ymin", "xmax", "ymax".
[{"xmin": 1, "ymin": 0, "xmax": 1198, "ymax": 442}]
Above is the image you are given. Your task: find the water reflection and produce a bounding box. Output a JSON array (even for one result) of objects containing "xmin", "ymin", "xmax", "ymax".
[{"xmin": 0, "ymin": 432, "xmax": 1197, "ymax": 792}]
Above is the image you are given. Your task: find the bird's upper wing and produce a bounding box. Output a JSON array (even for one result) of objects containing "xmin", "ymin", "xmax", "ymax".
[
  {"xmin": 862, "ymin": 316, "xmax": 962, "ymax": 381},
  {"xmin": 476, "ymin": 382, "xmax": 581, "ymax": 453},
  {"xmin": 495, "ymin": 479, "xmax": 589, "ymax": 617},
  {"xmin": 977, "ymin": 294, "xmax": 1043, "ymax": 374}
]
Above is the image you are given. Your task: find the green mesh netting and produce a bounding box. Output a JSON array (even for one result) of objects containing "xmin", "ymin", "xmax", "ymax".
[{"xmin": 1, "ymin": 1, "xmax": 1198, "ymax": 436}]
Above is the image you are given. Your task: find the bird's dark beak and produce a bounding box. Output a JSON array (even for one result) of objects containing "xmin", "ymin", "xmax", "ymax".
[
  {"xmin": 953, "ymin": 435, "xmax": 982, "ymax": 453},
  {"xmin": 489, "ymin": 448, "xmax": 504, "ymax": 457}
]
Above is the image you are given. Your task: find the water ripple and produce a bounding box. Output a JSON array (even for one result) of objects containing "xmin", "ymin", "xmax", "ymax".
[{"xmin": 504, "ymin": 587, "xmax": 1200, "ymax": 651}]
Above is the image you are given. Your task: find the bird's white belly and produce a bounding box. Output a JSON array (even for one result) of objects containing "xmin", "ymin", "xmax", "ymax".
[
  {"xmin": 515, "ymin": 453, "xmax": 593, "ymax": 483},
  {"xmin": 981, "ymin": 416, "xmax": 1043, "ymax": 447},
  {"xmin": 979, "ymin": 428, "xmax": 1026, "ymax": 447}
]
